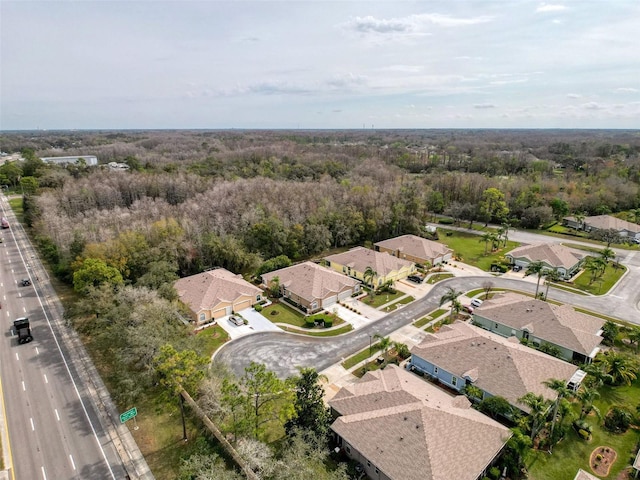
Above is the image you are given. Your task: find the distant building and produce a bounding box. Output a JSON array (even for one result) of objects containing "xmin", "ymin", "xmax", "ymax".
[
  {"xmin": 40, "ymin": 155, "xmax": 98, "ymax": 166},
  {"xmin": 106, "ymin": 162, "xmax": 130, "ymax": 171}
]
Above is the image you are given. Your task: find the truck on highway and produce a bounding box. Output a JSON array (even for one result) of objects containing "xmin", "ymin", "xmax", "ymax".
[
  {"xmin": 13, "ymin": 317, "xmax": 33, "ymax": 344},
  {"xmin": 1, "ymin": 217, "xmax": 8, "ymax": 229}
]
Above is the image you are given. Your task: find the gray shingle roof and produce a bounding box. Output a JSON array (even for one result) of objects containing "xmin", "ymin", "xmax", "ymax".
[
  {"xmin": 584, "ymin": 215, "xmax": 640, "ymax": 234},
  {"xmin": 411, "ymin": 322, "xmax": 580, "ymax": 411},
  {"xmin": 261, "ymin": 261, "xmax": 359, "ymax": 304},
  {"xmin": 174, "ymin": 268, "xmax": 262, "ymax": 313},
  {"xmin": 574, "ymin": 469, "xmax": 601, "ymax": 480},
  {"xmin": 325, "ymin": 247, "xmax": 414, "ymax": 276},
  {"xmin": 374, "ymin": 235, "xmax": 452, "ymax": 262},
  {"xmin": 506, "ymin": 243, "xmax": 586, "ymax": 269},
  {"xmin": 474, "ymin": 292, "xmax": 604, "ymax": 356},
  {"xmin": 330, "ymin": 365, "xmax": 511, "ymax": 480}
]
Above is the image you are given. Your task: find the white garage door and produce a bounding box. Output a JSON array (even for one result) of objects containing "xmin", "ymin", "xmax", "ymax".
[
  {"xmin": 338, "ymin": 290, "xmax": 352, "ymax": 301},
  {"xmin": 322, "ymin": 295, "xmax": 338, "ymax": 308}
]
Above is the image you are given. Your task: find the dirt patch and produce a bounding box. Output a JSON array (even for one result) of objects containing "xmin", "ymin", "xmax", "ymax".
[{"xmin": 590, "ymin": 446, "xmax": 617, "ymax": 477}]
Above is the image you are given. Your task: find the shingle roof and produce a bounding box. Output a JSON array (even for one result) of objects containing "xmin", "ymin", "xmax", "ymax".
[
  {"xmin": 574, "ymin": 469, "xmax": 601, "ymax": 480},
  {"xmin": 261, "ymin": 261, "xmax": 359, "ymax": 304},
  {"xmin": 584, "ymin": 215, "xmax": 640, "ymax": 234},
  {"xmin": 330, "ymin": 365, "xmax": 511, "ymax": 480},
  {"xmin": 474, "ymin": 292, "xmax": 604, "ymax": 356},
  {"xmin": 374, "ymin": 235, "xmax": 452, "ymax": 262},
  {"xmin": 324, "ymin": 247, "xmax": 414, "ymax": 277},
  {"xmin": 174, "ymin": 268, "xmax": 262, "ymax": 313},
  {"xmin": 411, "ymin": 322, "xmax": 579, "ymax": 412},
  {"xmin": 506, "ymin": 243, "xmax": 586, "ymax": 269}
]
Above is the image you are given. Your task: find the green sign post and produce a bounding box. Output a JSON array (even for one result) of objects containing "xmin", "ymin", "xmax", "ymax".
[{"xmin": 120, "ymin": 407, "xmax": 138, "ymax": 429}]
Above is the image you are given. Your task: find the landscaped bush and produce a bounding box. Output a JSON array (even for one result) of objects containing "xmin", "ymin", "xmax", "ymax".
[
  {"xmin": 254, "ymin": 304, "xmax": 263, "ymax": 312},
  {"xmin": 323, "ymin": 318, "xmax": 333, "ymax": 328},
  {"xmin": 488, "ymin": 466, "xmax": 501, "ymax": 480},
  {"xmin": 604, "ymin": 406, "xmax": 633, "ymax": 433},
  {"xmin": 578, "ymin": 429, "xmax": 590, "ymax": 440},
  {"xmin": 439, "ymin": 218, "xmax": 454, "ymax": 225}
]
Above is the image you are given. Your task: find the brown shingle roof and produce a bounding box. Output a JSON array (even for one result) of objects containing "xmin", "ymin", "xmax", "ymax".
[
  {"xmin": 506, "ymin": 243, "xmax": 586, "ymax": 269},
  {"xmin": 174, "ymin": 268, "xmax": 262, "ymax": 313},
  {"xmin": 474, "ymin": 292, "xmax": 604, "ymax": 356},
  {"xmin": 261, "ymin": 262, "xmax": 359, "ymax": 304},
  {"xmin": 330, "ymin": 365, "xmax": 511, "ymax": 480},
  {"xmin": 584, "ymin": 215, "xmax": 640, "ymax": 234},
  {"xmin": 374, "ymin": 235, "xmax": 452, "ymax": 263},
  {"xmin": 411, "ymin": 323, "xmax": 579, "ymax": 411},
  {"xmin": 324, "ymin": 247, "xmax": 414, "ymax": 277}
]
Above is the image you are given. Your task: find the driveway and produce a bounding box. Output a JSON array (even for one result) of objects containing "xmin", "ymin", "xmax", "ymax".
[{"xmin": 217, "ymin": 309, "xmax": 282, "ymax": 340}]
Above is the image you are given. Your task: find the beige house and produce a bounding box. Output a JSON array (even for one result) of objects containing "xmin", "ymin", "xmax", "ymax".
[
  {"xmin": 374, "ymin": 234, "xmax": 453, "ymax": 267},
  {"xmin": 473, "ymin": 292, "xmax": 604, "ymax": 364},
  {"xmin": 563, "ymin": 214, "xmax": 640, "ymax": 241},
  {"xmin": 505, "ymin": 243, "xmax": 588, "ymax": 279},
  {"xmin": 409, "ymin": 322, "xmax": 583, "ymax": 413},
  {"xmin": 261, "ymin": 261, "xmax": 360, "ymax": 314},
  {"xmin": 329, "ymin": 365, "xmax": 511, "ymax": 480},
  {"xmin": 324, "ymin": 247, "xmax": 416, "ymax": 288},
  {"xmin": 174, "ymin": 268, "xmax": 263, "ymax": 325}
]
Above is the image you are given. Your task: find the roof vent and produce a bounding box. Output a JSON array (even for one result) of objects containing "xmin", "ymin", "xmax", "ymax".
[{"xmin": 404, "ymin": 416, "xmax": 408, "ymax": 421}]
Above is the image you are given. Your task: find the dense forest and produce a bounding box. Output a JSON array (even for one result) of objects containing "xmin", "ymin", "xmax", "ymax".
[{"xmin": 2, "ymin": 129, "xmax": 640, "ymax": 479}]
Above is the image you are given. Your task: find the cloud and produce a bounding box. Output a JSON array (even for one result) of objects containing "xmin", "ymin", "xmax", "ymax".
[
  {"xmin": 325, "ymin": 73, "xmax": 367, "ymax": 89},
  {"xmin": 344, "ymin": 13, "xmax": 493, "ymax": 36},
  {"xmin": 536, "ymin": 4, "xmax": 567, "ymax": 13},
  {"xmin": 616, "ymin": 87, "xmax": 638, "ymax": 93},
  {"xmin": 567, "ymin": 93, "xmax": 582, "ymax": 98},
  {"xmin": 581, "ymin": 102, "xmax": 605, "ymax": 110},
  {"xmin": 348, "ymin": 15, "xmax": 412, "ymax": 34},
  {"xmin": 414, "ymin": 13, "xmax": 494, "ymax": 27},
  {"xmin": 474, "ymin": 103, "xmax": 496, "ymax": 109}
]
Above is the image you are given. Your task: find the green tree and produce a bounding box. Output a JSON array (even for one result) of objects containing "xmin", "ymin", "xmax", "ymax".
[
  {"xmin": 154, "ymin": 344, "xmax": 209, "ymax": 441},
  {"xmin": 503, "ymin": 428, "xmax": 532, "ymax": 478},
  {"xmin": 549, "ymin": 198, "xmax": 569, "ymax": 221},
  {"xmin": 627, "ymin": 327, "xmax": 640, "ymax": 352},
  {"xmin": 374, "ymin": 334, "xmax": 392, "ymax": 360},
  {"xmin": 363, "ymin": 266, "xmax": 376, "ymax": 289},
  {"xmin": 576, "ymin": 386, "xmax": 601, "ymax": 420},
  {"xmin": 20, "ymin": 176, "xmax": 39, "ymax": 195},
  {"xmin": 524, "ymin": 261, "xmax": 545, "ymax": 298},
  {"xmin": 439, "ymin": 286, "xmax": 463, "ymax": 320},
  {"xmin": 601, "ymin": 320, "xmax": 619, "ymax": 346},
  {"xmin": 479, "ymin": 232, "xmax": 496, "ymax": 255},
  {"xmin": 477, "ymin": 396, "xmax": 514, "ymax": 420},
  {"xmin": 542, "ymin": 378, "xmax": 572, "ymax": 444},
  {"xmin": 596, "ymin": 351, "xmax": 639, "ymax": 386},
  {"xmin": 543, "ymin": 268, "xmax": 561, "ymax": 300},
  {"xmin": 72, "ymin": 257, "xmax": 124, "ymax": 293},
  {"xmin": 518, "ymin": 392, "xmax": 551, "ymax": 441},
  {"xmin": 0, "ymin": 161, "xmax": 23, "ymax": 186},
  {"xmin": 582, "ymin": 362, "xmax": 613, "ymax": 389},
  {"xmin": 600, "ymin": 247, "xmax": 615, "ymax": 264},
  {"xmin": 285, "ymin": 368, "xmax": 331, "ymax": 439},
  {"xmin": 462, "ymin": 384, "xmax": 484, "ymax": 403},
  {"xmin": 479, "ymin": 187, "xmax": 509, "ymax": 226}
]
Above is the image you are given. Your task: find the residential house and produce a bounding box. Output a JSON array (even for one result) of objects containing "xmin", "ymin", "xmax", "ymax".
[
  {"xmin": 174, "ymin": 268, "xmax": 263, "ymax": 325},
  {"xmin": 505, "ymin": 243, "xmax": 588, "ymax": 279},
  {"xmin": 563, "ymin": 214, "xmax": 640, "ymax": 242},
  {"xmin": 324, "ymin": 247, "xmax": 416, "ymax": 288},
  {"xmin": 409, "ymin": 322, "xmax": 584, "ymax": 413},
  {"xmin": 472, "ymin": 292, "xmax": 604, "ymax": 364},
  {"xmin": 329, "ymin": 365, "xmax": 511, "ymax": 480},
  {"xmin": 374, "ymin": 234, "xmax": 453, "ymax": 267},
  {"xmin": 261, "ymin": 261, "xmax": 360, "ymax": 314},
  {"xmin": 40, "ymin": 155, "xmax": 98, "ymax": 166},
  {"xmin": 574, "ymin": 469, "xmax": 600, "ymax": 480}
]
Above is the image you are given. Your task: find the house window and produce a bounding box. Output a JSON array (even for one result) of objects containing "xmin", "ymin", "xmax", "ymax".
[
  {"xmin": 434, "ymin": 366, "xmax": 439, "ymax": 374},
  {"xmin": 494, "ymin": 323, "xmax": 499, "ymax": 329},
  {"xmin": 343, "ymin": 266, "xmax": 347, "ymax": 273},
  {"xmin": 256, "ymin": 294, "xmax": 261, "ymax": 302},
  {"xmin": 375, "ymin": 468, "xmax": 379, "ymax": 474},
  {"xmin": 326, "ymin": 261, "xmax": 331, "ymax": 267},
  {"xmin": 311, "ymin": 301, "xmax": 318, "ymax": 310},
  {"xmin": 346, "ymin": 446, "xmax": 351, "ymax": 454},
  {"xmin": 452, "ymin": 376, "xmax": 458, "ymax": 387},
  {"xmin": 199, "ymin": 313, "xmax": 206, "ymax": 322},
  {"xmin": 367, "ymin": 461, "xmax": 371, "ymax": 467}
]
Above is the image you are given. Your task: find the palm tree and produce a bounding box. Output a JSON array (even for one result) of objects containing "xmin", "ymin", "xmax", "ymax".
[
  {"xmin": 574, "ymin": 212, "xmax": 586, "ymax": 231},
  {"xmin": 543, "ymin": 268, "xmax": 561, "ymax": 300},
  {"xmin": 584, "ymin": 256, "xmax": 606, "ymax": 284},
  {"xmin": 600, "ymin": 247, "xmax": 615, "ymax": 264},
  {"xmin": 374, "ymin": 334, "xmax": 391, "ymax": 360},
  {"xmin": 524, "ymin": 261, "xmax": 545, "ymax": 298},
  {"xmin": 582, "ymin": 362, "xmax": 613, "ymax": 389},
  {"xmin": 543, "ymin": 378, "xmax": 572, "ymax": 443},
  {"xmin": 500, "ymin": 221, "xmax": 511, "ymax": 247},
  {"xmin": 462, "ymin": 384, "xmax": 484, "ymax": 403},
  {"xmin": 518, "ymin": 392, "xmax": 552, "ymax": 441},
  {"xmin": 576, "ymin": 386, "xmax": 601, "ymax": 420},
  {"xmin": 363, "ymin": 266, "xmax": 376, "ymax": 289},
  {"xmin": 439, "ymin": 287, "xmax": 464, "ymax": 320},
  {"xmin": 479, "ymin": 232, "xmax": 494, "ymax": 255},
  {"xmin": 596, "ymin": 351, "xmax": 639, "ymax": 386},
  {"xmin": 628, "ymin": 327, "xmax": 640, "ymax": 352}
]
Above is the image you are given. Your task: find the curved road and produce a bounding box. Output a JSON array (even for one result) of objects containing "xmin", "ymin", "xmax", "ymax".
[{"xmin": 216, "ymin": 263, "xmax": 640, "ymax": 379}]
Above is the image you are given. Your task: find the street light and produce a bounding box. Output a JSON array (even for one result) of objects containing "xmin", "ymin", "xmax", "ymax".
[{"xmin": 369, "ymin": 334, "xmax": 372, "ymax": 358}]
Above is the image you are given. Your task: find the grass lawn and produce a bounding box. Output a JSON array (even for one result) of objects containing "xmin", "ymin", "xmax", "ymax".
[
  {"xmin": 383, "ymin": 295, "xmax": 415, "ymax": 311},
  {"xmin": 527, "ymin": 380, "xmax": 640, "ymax": 480},
  {"xmin": 8, "ymin": 197, "xmax": 24, "ymax": 223},
  {"xmin": 361, "ymin": 290, "xmax": 405, "ymax": 308},
  {"xmin": 571, "ymin": 264, "xmax": 627, "ymax": 295},
  {"xmin": 426, "ymin": 273, "xmax": 454, "ymax": 284},
  {"xmin": 261, "ymin": 301, "xmax": 344, "ymax": 329},
  {"xmin": 195, "ymin": 325, "xmax": 230, "ymax": 357},
  {"xmin": 413, "ymin": 308, "xmax": 448, "ymax": 328},
  {"xmin": 280, "ymin": 324, "xmax": 353, "ymax": 336},
  {"xmin": 341, "ymin": 342, "xmax": 383, "ymax": 369},
  {"xmin": 438, "ymin": 229, "xmax": 519, "ymax": 271}
]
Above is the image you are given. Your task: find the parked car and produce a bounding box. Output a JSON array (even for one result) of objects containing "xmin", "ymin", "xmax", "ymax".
[
  {"xmin": 462, "ymin": 305, "xmax": 474, "ymax": 314},
  {"xmin": 20, "ymin": 278, "xmax": 31, "ymax": 287},
  {"xmin": 512, "ymin": 265, "xmax": 523, "ymax": 272},
  {"xmin": 229, "ymin": 315, "xmax": 244, "ymax": 326},
  {"xmin": 407, "ymin": 275, "xmax": 423, "ymax": 283},
  {"xmin": 470, "ymin": 298, "xmax": 483, "ymax": 308}
]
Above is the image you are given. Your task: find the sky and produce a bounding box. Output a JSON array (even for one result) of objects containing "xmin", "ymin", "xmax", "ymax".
[{"xmin": 1, "ymin": 1, "xmax": 639, "ymax": 130}]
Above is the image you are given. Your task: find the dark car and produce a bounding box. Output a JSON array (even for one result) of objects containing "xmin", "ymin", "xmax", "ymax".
[
  {"xmin": 462, "ymin": 305, "xmax": 474, "ymax": 314},
  {"xmin": 512, "ymin": 265, "xmax": 523, "ymax": 272},
  {"xmin": 407, "ymin": 275, "xmax": 422, "ymax": 283},
  {"xmin": 20, "ymin": 278, "xmax": 31, "ymax": 287}
]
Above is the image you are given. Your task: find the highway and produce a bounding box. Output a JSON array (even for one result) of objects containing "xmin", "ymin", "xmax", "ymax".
[{"xmin": 0, "ymin": 205, "xmax": 127, "ymax": 479}]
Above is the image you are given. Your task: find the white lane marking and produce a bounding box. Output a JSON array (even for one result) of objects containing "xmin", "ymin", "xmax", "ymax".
[
  {"xmin": 69, "ymin": 454, "xmax": 76, "ymax": 470},
  {"xmin": 22, "ymin": 381, "xmax": 25, "ymax": 391},
  {"xmin": 22, "ymin": 306, "xmax": 26, "ymax": 312},
  {"xmin": 2, "ymin": 294, "xmax": 5, "ymax": 300},
  {"xmin": 43, "ymin": 374, "xmax": 48, "ymax": 384},
  {"xmin": 41, "ymin": 466, "xmax": 47, "ymax": 480},
  {"xmin": 15, "ymin": 352, "xmax": 19, "ymax": 361},
  {"xmin": 36, "ymin": 346, "xmax": 39, "ymax": 355},
  {"xmin": 10, "ymin": 268, "xmax": 13, "ymax": 273},
  {"xmin": 30, "ymin": 417, "xmax": 35, "ymax": 430},
  {"xmin": 55, "ymin": 409, "xmax": 60, "ymax": 421},
  {"xmin": 18, "ymin": 293, "xmax": 21, "ymax": 298}
]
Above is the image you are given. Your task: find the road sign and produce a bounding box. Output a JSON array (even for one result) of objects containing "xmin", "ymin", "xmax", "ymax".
[{"xmin": 120, "ymin": 407, "xmax": 138, "ymax": 424}]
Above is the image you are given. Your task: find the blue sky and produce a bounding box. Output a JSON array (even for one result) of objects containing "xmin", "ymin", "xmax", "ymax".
[{"xmin": 1, "ymin": 1, "xmax": 639, "ymax": 130}]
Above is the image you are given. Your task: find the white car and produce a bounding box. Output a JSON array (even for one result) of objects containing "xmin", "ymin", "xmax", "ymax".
[{"xmin": 470, "ymin": 298, "xmax": 483, "ymax": 308}]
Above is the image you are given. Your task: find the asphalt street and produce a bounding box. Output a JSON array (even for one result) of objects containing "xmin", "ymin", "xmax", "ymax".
[{"xmin": 216, "ymin": 229, "xmax": 640, "ymax": 380}]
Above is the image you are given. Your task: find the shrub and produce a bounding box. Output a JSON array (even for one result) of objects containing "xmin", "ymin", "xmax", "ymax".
[
  {"xmin": 578, "ymin": 429, "xmax": 590, "ymax": 440},
  {"xmin": 254, "ymin": 304, "xmax": 263, "ymax": 312},
  {"xmin": 488, "ymin": 466, "xmax": 501, "ymax": 479},
  {"xmin": 323, "ymin": 318, "xmax": 333, "ymax": 328},
  {"xmin": 439, "ymin": 218, "xmax": 454, "ymax": 225},
  {"xmin": 595, "ymin": 454, "xmax": 603, "ymax": 461},
  {"xmin": 604, "ymin": 406, "xmax": 633, "ymax": 433}
]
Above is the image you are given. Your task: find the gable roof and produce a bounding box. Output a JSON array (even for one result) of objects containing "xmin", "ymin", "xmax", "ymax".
[
  {"xmin": 324, "ymin": 247, "xmax": 414, "ymax": 277},
  {"xmin": 584, "ymin": 215, "xmax": 640, "ymax": 234},
  {"xmin": 474, "ymin": 292, "xmax": 604, "ymax": 356},
  {"xmin": 411, "ymin": 322, "xmax": 580, "ymax": 411},
  {"xmin": 330, "ymin": 365, "xmax": 511, "ymax": 480},
  {"xmin": 174, "ymin": 268, "xmax": 262, "ymax": 313},
  {"xmin": 506, "ymin": 243, "xmax": 586, "ymax": 269},
  {"xmin": 261, "ymin": 261, "xmax": 359, "ymax": 303},
  {"xmin": 374, "ymin": 235, "xmax": 452, "ymax": 262}
]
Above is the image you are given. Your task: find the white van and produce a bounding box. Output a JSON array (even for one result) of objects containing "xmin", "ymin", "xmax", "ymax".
[{"xmin": 470, "ymin": 298, "xmax": 483, "ymax": 308}]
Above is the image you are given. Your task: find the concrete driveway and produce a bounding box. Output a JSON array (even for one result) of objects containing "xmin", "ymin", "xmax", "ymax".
[{"xmin": 217, "ymin": 309, "xmax": 282, "ymax": 340}]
